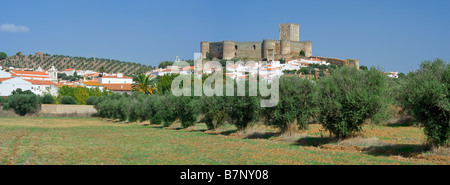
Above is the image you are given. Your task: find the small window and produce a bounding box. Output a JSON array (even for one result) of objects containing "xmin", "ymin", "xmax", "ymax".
[
  {"xmin": 235, "ymin": 46, "xmax": 238, "ymax": 50},
  {"xmin": 253, "ymin": 45, "xmax": 256, "ymax": 50}
]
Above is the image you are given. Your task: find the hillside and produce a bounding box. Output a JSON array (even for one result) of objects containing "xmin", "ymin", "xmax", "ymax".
[{"xmin": 0, "ymin": 53, "xmax": 152, "ymax": 75}]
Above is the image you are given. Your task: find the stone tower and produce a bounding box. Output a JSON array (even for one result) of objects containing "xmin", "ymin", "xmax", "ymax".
[{"xmin": 279, "ymin": 23, "xmax": 299, "ymax": 41}]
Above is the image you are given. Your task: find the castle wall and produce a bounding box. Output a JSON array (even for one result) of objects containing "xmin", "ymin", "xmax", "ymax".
[
  {"xmin": 290, "ymin": 41, "xmax": 312, "ymax": 57},
  {"xmin": 234, "ymin": 41, "xmax": 262, "ymax": 59},
  {"xmin": 209, "ymin": 42, "xmax": 224, "ymax": 59}
]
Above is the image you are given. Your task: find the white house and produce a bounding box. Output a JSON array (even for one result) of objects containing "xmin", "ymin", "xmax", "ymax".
[
  {"xmin": 98, "ymin": 73, "xmax": 133, "ymax": 84},
  {"xmin": 0, "ymin": 70, "xmax": 11, "ymax": 78},
  {"xmin": 0, "ymin": 78, "xmax": 33, "ymax": 96},
  {"xmin": 24, "ymin": 79, "xmax": 58, "ymax": 96}
]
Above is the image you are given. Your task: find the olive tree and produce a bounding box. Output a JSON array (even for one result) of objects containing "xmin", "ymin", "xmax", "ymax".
[
  {"xmin": 400, "ymin": 59, "xmax": 449, "ymax": 146},
  {"xmin": 315, "ymin": 67, "xmax": 393, "ymax": 139},
  {"xmin": 263, "ymin": 76, "xmax": 316, "ymax": 135}
]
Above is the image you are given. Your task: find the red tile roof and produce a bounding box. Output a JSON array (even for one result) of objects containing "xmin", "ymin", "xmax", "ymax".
[
  {"xmin": 10, "ymin": 70, "xmax": 48, "ymax": 76},
  {"xmin": 0, "ymin": 77, "xmax": 13, "ymax": 82},
  {"xmin": 24, "ymin": 79, "xmax": 57, "ymax": 85},
  {"xmin": 102, "ymin": 84, "xmax": 132, "ymax": 91}
]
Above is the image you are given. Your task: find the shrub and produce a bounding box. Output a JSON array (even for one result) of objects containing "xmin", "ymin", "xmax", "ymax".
[
  {"xmin": 6, "ymin": 94, "xmax": 40, "ymax": 116},
  {"xmin": 60, "ymin": 96, "xmax": 77, "ymax": 104},
  {"xmin": 159, "ymin": 94, "xmax": 179, "ymax": 127},
  {"xmin": 0, "ymin": 52, "xmax": 7, "ymax": 60},
  {"xmin": 225, "ymin": 81, "xmax": 260, "ymax": 131},
  {"xmin": 40, "ymin": 94, "xmax": 55, "ymax": 104},
  {"xmin": 147, "ymin": 95, "xmax": 163, "ymax": 125},
  {"xmin": 263, "ymin": 76, "xmax": 316, "ymax": 135},
  {"xmin": 400, "ymin": 59, "xmax": 450, "ymax": 146},
  {"xmin": 85, "ymin": 96, "xmax": 100, "ymax": 105},
  {"xmin": 201, "ymin": 96, "xmax": 228, "ymax": 130},
  {"xmin": 315, "ymin": 67, "xmax": 393, "ymax": 139},
  {"xmin": 177, "ymin": 96, "xmax": 201, "ymax": 128}
]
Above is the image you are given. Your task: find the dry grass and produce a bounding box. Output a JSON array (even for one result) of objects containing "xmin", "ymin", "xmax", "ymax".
[{"xmin": 0, "ymin": 117, "xmax": 448, "ymax": 165}]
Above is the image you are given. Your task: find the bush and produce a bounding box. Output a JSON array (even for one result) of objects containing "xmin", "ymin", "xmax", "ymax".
[
  {"xmin": 263, "ymin": 76, "xmax": 316, "ymax": 135},
  {"xmin": 6, "ymin": 94, "xmax": 40, "ymax": 116},
  {"xmin": 400, "ymin": 59, "xmax": 450, "ymax": 146},
  {"xmin": 177, "ymin": 96, "xmax": 201, "ymax": 128},
  {"xmin": 201, "ymin": 96, "xmax": 228, "ymax": 130},
  {"xmin": 60, "ymin": 96, "xmax": 77, "ymax": 104},
  {"xmin": 159, "ymin": 94, "xmax": 179, "ymax": 127},
  {"xmin": 315, "ymin": 67, "xmax": 393, "ymax": 139},
  {"xmin": 85, "ymin": 96, "xmax": 100, "ymax": 105},
  {"xmin": 0, "ymin": 52, "xmax": 7, "ymax": 60},
  {"xmin": 40, "ymin": 94, "xmax": 55, "ymax": 104},
  {"xmin": 146, "ymin": 95, "xmax": 163, "ymax": 125},
  {"xmin": 225, "ymin": 81, "xmax": 260, "ymax": 131}
]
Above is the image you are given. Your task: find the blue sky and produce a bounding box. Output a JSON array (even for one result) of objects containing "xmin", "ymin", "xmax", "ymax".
[{"xmin": 1, "ymin": 0, "xmax": 449, "ymax": 73}]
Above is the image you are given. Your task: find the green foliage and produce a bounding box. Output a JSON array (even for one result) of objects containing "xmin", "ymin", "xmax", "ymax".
[
  {"xmin": 205, "ymin": 52, "xmax": 213, "ymax": 60},
  {"xmin": 159, "ymin": 94, "xmax": 179, "ymax": 127},
  {"xmin": 156, "ymin": 74, "xmax": 179, "ymax": 95},
  {"xmin": 201, "ymin": 95, "xmax": 228, "ymax": 130},
  {"xmin": 315, "ymin": 67, "xmax": 393, "ymax": 139},
  {"xmin": 400, "ymin": 59, "xmax": 450, "ymax": 146},
  {"xmin": 263, "ymin": 76, "xmax": 316, "ymax": 134},
  {"xmin": 0, "ymin": 52, "xmax": 7, "ymax": 60},
  {"xmin": 60, "ymin": 96, "xmax": 77, "ymax": 104},
  {"xmin": 85, "ymin": 96, "xmax": 100, "ymax": 105},
  {"xmin": 177, "ymin": 96, "xmax": 201, "ymax": 128},
  {"xmin": 225, "ymin": 81, "xmax": 260, "ymax": 130},
  {"xmin": 57, "ymin": 86, "xmax": 108, "ymax": 105},
  {"xmin": 299, "ymin": 50, "xmax": 305, "ymax": 57},
  {"xmin": 40, "ymin": 94, "xmax": 55, "ymax": 104},
  {"xmin": 158, "ymin": 61, "xmax": 174, "ymax": 69},
  {"xmin": 360, "ymin": 65, "xmax": 368, "ymax": 70},
  {"xmin": 6, "ymin": 93, "xmax": 40, "ymax": 116}
]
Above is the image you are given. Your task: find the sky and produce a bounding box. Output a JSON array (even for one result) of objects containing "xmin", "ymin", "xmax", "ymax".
[{"xmin": 1, "ymin": 0, "xmax": 449, "ymax": 73}]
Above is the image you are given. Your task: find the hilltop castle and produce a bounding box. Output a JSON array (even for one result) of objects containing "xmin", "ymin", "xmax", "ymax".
[{"xmin": 201, "ymin": 23, "xmax": 312, "ymax": 60}]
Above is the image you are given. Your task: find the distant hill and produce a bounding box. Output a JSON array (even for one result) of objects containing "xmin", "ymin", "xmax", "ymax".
[{"xmin": 0, "ymin": 53, "xmax": 153, "ymax": 75}]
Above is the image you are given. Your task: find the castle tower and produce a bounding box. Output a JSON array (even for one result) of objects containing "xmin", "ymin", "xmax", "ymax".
[
  {"xmin": 222, "ymin": 41, "xmax": 236, "ymax": 60},
  {"xmin": 201, "ymin": 41, "xmax": 210, "ymax": 59},
  {"xmin": 279, "ymin": 23, "xmax": 299, "ymax": 41},
  {"xmin": 280, "ymin": 40, "xmax": 291, "ymax": 55},
  {"xmin": 262, "ymin": 40, "xmax": 276, "ymax": 60}
]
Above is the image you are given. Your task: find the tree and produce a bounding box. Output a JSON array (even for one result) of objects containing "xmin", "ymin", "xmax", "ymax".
[
  {"xmin": 201, "ymin": 95, "xmax": 228, "ymax": 130},
  {"xmin": 40, "ymin": 94, "xmax": 55, "ymax": 104},
  {"xmin": 400, "ymin": 59, "xmax": 449, "ymax": 146},
  {"xmin": 132, "ymin": 74, "xmax": 153, "ymax": 94},
  {"xmin": 315, "ymin": 67, "xmax": 393, "ymax": 139},
  {"xmin": 360, "ymin": 65, "xmax": 368, "ymax": 70},
  {"xmin": 299, "ymin": 50, "xmax": 305, "ymax": 57},
  {"xmin": 60, "ymin": 96, "xmax": 77, "ymax": 104},
  {"xmin": 263, "ymin": 76, "xmax": 316, "ymax": 135},
  {"xmin": 0, "ymin": 52, "xmax": 7, "ymax": 60},
  {"xmin": 225, "ymin": 81, "xmax": 260, "ymax": 131},
  {"xmin": 5, "ymin": 93, "xmax": 40, "ymax": 116},
  {"xmin": 156, "ymin": 74, "xmax": 179, "ymax": 95},
  {"xmin": 98, "ymin": 66, "xmax": 106, "ymax": 76},
  {"xmin": 177, "ymin": 96, "xmax": 201, "ymax": 128},
  {"xmin": 158, "ymin": 61, "xmax": 174, "ymax": 69}
]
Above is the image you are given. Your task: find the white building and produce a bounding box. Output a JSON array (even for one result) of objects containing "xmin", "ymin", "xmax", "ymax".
[
  {"xmin": 98, "ymin": 73, "xmax": 133, "ymax": 84},
  {"xmin": 0, "ymin": 78, "xmax": 33, "ymax": 96}
]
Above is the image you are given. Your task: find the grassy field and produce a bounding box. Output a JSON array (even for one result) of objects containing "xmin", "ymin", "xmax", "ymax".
[{"xmin": 0, "ymin": 117, "xmax": 448, "ymax": 165}]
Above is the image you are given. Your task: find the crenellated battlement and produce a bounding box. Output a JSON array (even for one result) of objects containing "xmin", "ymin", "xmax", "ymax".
[{"xmin": 200, "ymin": 23, "xmax": 313, "ymax": 60}]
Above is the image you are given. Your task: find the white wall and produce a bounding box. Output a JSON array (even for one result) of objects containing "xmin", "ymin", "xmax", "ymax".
[
  {"xmin": 0, "ymin": 70, "xmax": 11, "ymax": 78},
  {"xmin": 0, "ymin": 78, "xmax": 33, "ymax": 96},
  {"xmin": 98, "ymin": 77, "xmax": 133, "ymax": 84}
]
